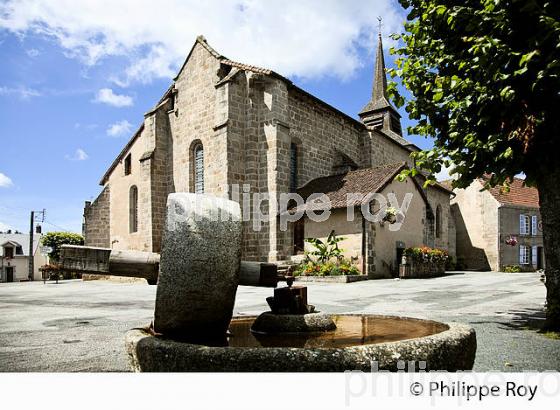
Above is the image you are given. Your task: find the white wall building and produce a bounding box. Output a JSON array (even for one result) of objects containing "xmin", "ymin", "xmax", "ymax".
[{"xmin": 0, "ymin": 232, "xmax": 47, "ymax": 282}]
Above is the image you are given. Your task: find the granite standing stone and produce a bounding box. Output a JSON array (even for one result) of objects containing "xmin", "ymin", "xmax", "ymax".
[{"xmin": 154, "ymin": 193, "xmax": 242, "ymax": 342}]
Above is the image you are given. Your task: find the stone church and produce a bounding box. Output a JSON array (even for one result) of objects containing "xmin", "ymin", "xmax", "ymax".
[{"xmin": 83, "ymin": 34, "xmax": 455, "ymax": 278}]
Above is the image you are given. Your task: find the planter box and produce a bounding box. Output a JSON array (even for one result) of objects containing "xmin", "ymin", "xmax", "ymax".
[
  {"xmin": 294, "ymin": 275, "xmax": 368, "ymax": 284},
  {"xmin": 399, "ymin": 261, "xmax": 446, "ymax": 279}
]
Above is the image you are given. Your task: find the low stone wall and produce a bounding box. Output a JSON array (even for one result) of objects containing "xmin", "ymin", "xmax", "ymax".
[
  {"xmin": 294, "ymin": 275, "xmax": 368, "ymax": 284},
  {"xmin": 82, "ymin": 274, "xmax": 147, "ymax": 284},
  {"xmin": 399, "ymin": 261, "xmax": 446, "ymax": 279}
]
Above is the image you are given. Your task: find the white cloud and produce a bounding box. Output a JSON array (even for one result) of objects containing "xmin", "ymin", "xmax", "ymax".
[
  {"xmin": 26, "ymin": 48, "xmax": 40, "ymax": 57},
  {"xmin": 94, "ymin": 88, "xmax": 133, "ymax": 107},
  {"xmin": 65, "ymin": 148, "xmax": 89, "ymax": 161},
  {"xmin": 0, "ymin": 85, "xmax": 41, "ymax": 99},
  {"xmin": 107, "ymin": 120, "xmax": 132, "ymax": 137},
  {"xmin": 0, "ymin": 0, "xmax": 404, "ymax": 85},
  {"xmin": 0, "ymin": 221, "xmax": 13, "ymax": 232},
  {"xmin": 435, "ymin": 161, "xmax": 458, "ymax": 182},
  {"xmin": 0, "ymin": 172, "xmax": 14, "ymax": 188}
]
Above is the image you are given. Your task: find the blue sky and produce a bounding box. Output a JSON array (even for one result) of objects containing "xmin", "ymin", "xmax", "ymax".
[{"xmin": 0, "ymin": 0, "xmax": 434, "ymax": 234}]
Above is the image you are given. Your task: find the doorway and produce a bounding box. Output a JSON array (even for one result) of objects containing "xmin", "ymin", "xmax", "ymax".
[
  {"xmin": 395, "ymin": 241, "xmax": 406, "ymax": 278},
  {"xmin": 537, "ymin": 247, "xmax": 545, "ymax": 270},
  {"xmin": 6, "ymin": 267, "xmax": 14, "ymax": 282},
  {"xmin": 293, "ymin": 220, "xmax": 305, "ymax": 255}
]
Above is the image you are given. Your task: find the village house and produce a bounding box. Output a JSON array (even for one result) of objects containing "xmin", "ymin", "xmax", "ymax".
[
  {"xmin": 83, "ymin": 34, "xmax": 455, "ymax": 278},
  {"xmin": 451, "ymin": 176, "xmax": 544, "ymax": 271},
  {"xmin": 0, "ymin": 232, "xmax": 47, "ymax": 282}
]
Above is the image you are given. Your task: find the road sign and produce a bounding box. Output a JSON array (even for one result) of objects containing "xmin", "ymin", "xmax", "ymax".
[{"xmin": 40, "ymin": 246, "xmax": 53, "ymax": 256}]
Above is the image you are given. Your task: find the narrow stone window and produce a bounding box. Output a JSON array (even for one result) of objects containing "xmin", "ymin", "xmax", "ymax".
[
  {"xmin": 435, "ymin": 205, "xmax": 442, "ymax": 239},
  {"xmin": 129, "ymin": 185, "xmax": 138, "ymax": 233},
  {"xmin": 194, "ymin": 144, "xmax": 204, "ymax": 194},
  {"xmin": 290, "ymin": 143, "xmax": 298, "ymax": 193},
  {"xmin": 124, "ymin": 154, "xmax": 132, "ymax": 176}
]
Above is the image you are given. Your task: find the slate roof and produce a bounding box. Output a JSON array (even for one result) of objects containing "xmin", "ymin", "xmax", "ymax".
[
  {"xmin": 0, "ymin": 233, "xmax": 41, "ymax": 257},
  {"xmin": 482, "ymin": 177, "xmax": 539, "ymax": 208},
  {"xmin": 294, "ymin": 162, "xmax": 408, "ymax": 211}
]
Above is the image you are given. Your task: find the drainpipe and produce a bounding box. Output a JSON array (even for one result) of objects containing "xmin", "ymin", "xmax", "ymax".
[{"xmin": 361, "ymin": 208, "xmax": 366, "ymax": 275}]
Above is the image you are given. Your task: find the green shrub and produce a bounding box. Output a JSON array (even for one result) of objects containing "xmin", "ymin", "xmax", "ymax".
[
  {"xmin": 503, "ymin": 265, "xmax": 522, "ymax": 273},
  {"xmin": 304, "ymin": 230, "xmax": 345, "ymax": 263},
  {"xmin": 41, "ymin": 232, "xmax": 84, "ymax": 261},
  {"xmin": 292, "ymin": 258, "xmax": 360, "ymax": 277}
]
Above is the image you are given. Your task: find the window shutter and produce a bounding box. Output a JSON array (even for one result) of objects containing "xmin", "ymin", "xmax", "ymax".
[
  {"xmin": 519, "ymin": 214, "xmax": 525, "ymax": 235},
  {"xmin": 532, "ymin": 246, "xmax": 538, "ymax": 267},
  {"xmin": 519, "ymin": 245, "xmax": 523, "ymax": 264},
  {"xmin": 531, "ymin": 216, "xmax": 538, "ymax": 236}
]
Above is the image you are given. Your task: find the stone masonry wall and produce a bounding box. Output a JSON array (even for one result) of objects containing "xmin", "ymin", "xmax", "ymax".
[
  {"xmin": 427, "ymin": 187, "xmax": 453, "ymax": 257},
  {"xmin": 149, "ymin": 99, "xmax": 173, "ymax": 253},
  {"xmin": 107, "ymin": 125, "xmax": 153, "ymax": 252},
  {"xmin": 452, "ymin": 180, "xmax": 499, "ymax": 270},
  {"xmin": 83, "ymin": 186, "xmax": 110, "ymax": 247},
  {"xmin": 288, "ymin": 90, "xmax": 369, "ymax": 187},
  {"xmin": 369, "ymin": 130, "xmax": 413, "ymax": 168},
  {"xmin": 169, "ymin": 42, "xmax": 226, "ymax": 196},
  {"xmin": 499, "ymin": 206, "xmax": 543, "ymax": 271}
]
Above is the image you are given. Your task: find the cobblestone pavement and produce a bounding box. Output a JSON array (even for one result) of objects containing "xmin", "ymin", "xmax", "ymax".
[{"xmin": 0, "ymin": 271, "xmax": 557, "ymax": 372}]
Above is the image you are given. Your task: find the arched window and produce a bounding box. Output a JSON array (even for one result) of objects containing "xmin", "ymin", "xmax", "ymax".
[
  {"xmin": 194, "ymin": 143, "xmax": 204, "ymax": 194},
  {"xmin": 290, "ymin": 143, "xmax": 298, "ymax": 193},
  {"xmin": 129, "ymin": 185, "xmax": 138, "ymax": 233},
  {"xmin": 435, "ymin": 205, "xmax": 442, "ymax": 239}
]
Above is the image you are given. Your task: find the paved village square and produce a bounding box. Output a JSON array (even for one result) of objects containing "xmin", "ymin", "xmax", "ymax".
[{"xmin": 1, "ymin": 271, "xmax": 558, "ymax": 372}]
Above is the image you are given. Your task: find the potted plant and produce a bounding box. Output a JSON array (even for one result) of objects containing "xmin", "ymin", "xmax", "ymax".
[
  {"xmin": 505, "ymin": 236, "xmax": 518, "ymax": 246},
  {"xmin": 382, "ymin": 207, "xmax": 399, "ymax": 224}
]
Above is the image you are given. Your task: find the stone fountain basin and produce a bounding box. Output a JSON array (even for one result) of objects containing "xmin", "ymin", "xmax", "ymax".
[{"xmin": 125, "ymin": 314, "xmax": 476, "ymax": 372}]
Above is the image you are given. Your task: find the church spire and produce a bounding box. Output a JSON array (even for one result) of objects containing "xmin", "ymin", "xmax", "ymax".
[
  {"xmin": 359, "ymin": 24, "xmax": 402, "ymax": 136},
  {"xmin": 372, "ymin": 32, "xmax": 389, "ymax": 105}
]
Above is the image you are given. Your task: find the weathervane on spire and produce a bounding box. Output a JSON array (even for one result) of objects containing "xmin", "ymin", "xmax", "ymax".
[{"xmin": 377, "ymin": 16, "xmax": 383, "ymax": 36}]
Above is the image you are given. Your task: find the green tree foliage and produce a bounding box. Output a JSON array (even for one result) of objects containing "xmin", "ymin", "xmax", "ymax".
[
  {"xmin": 389, "ymin": 0, "xmax": 559, "ymax": 186},
  {"xmin": 41, "ymin": 232, "xmax": 84, "ymax": 261},
  {"xmin": 389, "ymin": 0, "xmax": 560, "ymax": 329}
]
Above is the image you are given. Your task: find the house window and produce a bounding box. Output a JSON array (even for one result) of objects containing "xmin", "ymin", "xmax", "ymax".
[
  {"xmin": 4, "ymin": 246, "xmax": 14, "ymax": 259},
  {"xmin": 194, "ymin": 144, "xmax": 204, "ymax": 194},
  {"xmin": 290, "ymin": 143, "xmax": 298, "ymax": 193},
  {"xmin": 519, "ymin": 245, "xmax": 530, "ymax": 265},
  {"xmin": 129, "ymin": 185, "xmax": 138, "ymax": 233},
  {"xmin": 519, "ymin": 214, "xmax": 530, "ymax": 235},
  {"xmin": 435, "ymin": 205, "xmax": 442, "ymax": 239},
  {"xmin": 15, "ymin": 246, "xmax": 23, "ymax": 255},
  {"xmin": 124, "ymin": 154, "xmax": 132, "ymax": 176},
  {"xmin": 531, "ymin": 215, "xmax": 538, "ymax": 236}
]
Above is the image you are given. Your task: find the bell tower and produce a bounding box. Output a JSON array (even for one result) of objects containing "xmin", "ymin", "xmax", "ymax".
[{"xmin": 359, "ymin": 29, "xmax": 403, "ymax": 136}]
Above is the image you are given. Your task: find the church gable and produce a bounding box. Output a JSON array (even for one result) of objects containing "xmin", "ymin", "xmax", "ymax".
[{"xmin": 173, "ymin": 36, "xmax": 222, "ymax": 83}]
